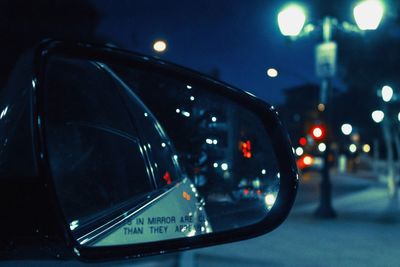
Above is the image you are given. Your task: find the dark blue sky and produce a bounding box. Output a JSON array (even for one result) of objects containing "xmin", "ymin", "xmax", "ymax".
[{"xmin": 92, "ymin": 1, "xmax": 324, "ymax": 104}]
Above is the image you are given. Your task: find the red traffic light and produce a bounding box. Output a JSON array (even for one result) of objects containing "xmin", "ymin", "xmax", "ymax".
[{"xmin": 311, "ymin": 125, "xmax": 325, "ymax": 140}]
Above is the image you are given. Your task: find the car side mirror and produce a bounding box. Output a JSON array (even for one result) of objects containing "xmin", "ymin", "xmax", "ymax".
[{"xmin": 32, "ymin": 40, "xmax": 298, "ymax": 261}]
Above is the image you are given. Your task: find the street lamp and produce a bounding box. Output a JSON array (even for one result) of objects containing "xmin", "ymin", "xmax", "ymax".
[
  {"xmin": 277, "ymin": 4, "xmax": 306, "ymax": 37},
  {"xmin": 353, "ymin": 0, "xmax": 385, "ymax": 30}
]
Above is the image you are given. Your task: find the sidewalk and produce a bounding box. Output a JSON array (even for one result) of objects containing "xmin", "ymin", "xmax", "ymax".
[{"xmin": 181, "ymin": 186, "xmax": 400, "ymax": 267}]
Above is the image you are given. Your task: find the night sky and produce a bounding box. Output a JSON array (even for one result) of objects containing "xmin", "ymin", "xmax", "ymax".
[{"xmin": 91, "ymin": 1, "xmax": 340, "ymax": 104}]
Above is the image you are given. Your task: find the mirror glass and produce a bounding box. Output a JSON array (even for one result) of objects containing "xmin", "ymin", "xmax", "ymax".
[{"xmin": 43, "ymin": 55, "xmax": 280, "ymax": 247}]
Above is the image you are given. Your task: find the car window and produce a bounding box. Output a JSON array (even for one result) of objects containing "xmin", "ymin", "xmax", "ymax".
[
  {"xmin": 134, "ymin": 108, "xmax": 182, "ymax": 188},
  {"xmin": 101, "ymin": 65, "xmax": 183, "ymax": 189},
  {"xmin": 43, "ymin": 57, "xmax": 153, "ymax": 226}
]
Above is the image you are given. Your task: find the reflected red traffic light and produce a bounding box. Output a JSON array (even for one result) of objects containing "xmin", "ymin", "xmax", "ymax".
[{"xmin": 163, "ymin": 171, "xmax": 172, "ymax": 185}]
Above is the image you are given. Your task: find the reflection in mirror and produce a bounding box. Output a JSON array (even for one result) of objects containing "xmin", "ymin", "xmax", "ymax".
[{"xmin": 43, "ymin": 55, "xmax": 279, "ymax": 247}]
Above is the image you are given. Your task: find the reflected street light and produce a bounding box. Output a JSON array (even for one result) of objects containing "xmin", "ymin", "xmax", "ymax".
[
  {"xmin": 371, "ymin": 110, "xmax": 385, "ymax": 123},
  {"xmin": 354, "ymin": 0, "xmax": 385, "ymax": 30},
  {"xmin": 277, "ymin": 4, "xmax": 306, "ymax": 37},
  {"xmin": 266, "ymin": 68, "xmax": 278, "ymax": 78}
]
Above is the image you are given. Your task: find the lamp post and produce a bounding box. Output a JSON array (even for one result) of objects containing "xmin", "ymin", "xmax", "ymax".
[{"xmin": 277, "ymin": 0, "xmax": 385, "ymax": 218}]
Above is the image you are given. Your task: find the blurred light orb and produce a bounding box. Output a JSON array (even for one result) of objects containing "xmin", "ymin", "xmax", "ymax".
[
  {"xmin": 398, "ymin": 112, "xmax": 400, "ymax": 122},
  {"xmin": 267, "ymin": 68, "xmax": 278, "ymax": 78},
  {"xmin": 354, "ymin": 0, "xmax": 384, "ymax": 30},
  {"xmin": 317, "ymin": 103, "xmax": 326, "ymax": 112},
  {"xmin": 221, "ymin": 163, "xmax": 228, "ymax": 171},
  {"xmin": 278, "ymin": 4, "xmax": 307, "ymax": 36},
  {"xmin": 349, "ymin": 144, "xmax": 357, "ymax": 153},
  {"xmin": 318, "ymin": 143, "xmax": 327, "ymax": 152},
  {"xmin": 381, "ymin": 85, "xmax": 393, "ymax": 102},
  {"xmin": 299, "ymin": 137, "xmax": 307, "ymax": 146},
  {"xmin": 153, "ymin": 40, "xmax": 167, "ymax": 52},
  {"xmin": 181, "ymin": 111, "xmax": 191, "ymax": 117},
  {"xmin": 341, "ymin": 123, "xmax": 353, "ymax": 135},
  {"xmin": 303, "ymin": 155, "xmax": 313, "ymax": 166},
  {"xmin": 265, "ymin": 193, "xmax": 276, "ymax": 207},
  {"xmin": 312, "ymin": 127, "xmax": 323, "ymax": 139},
  {"xmin": 295, "ymin": 147, "xmax": 304, "ymax": 156},
  {"xmin": 371, "ymin": 110, "xmax": 384, "ymax": 123},
  {"xmin": 351, "ymin": 133, "xmax": 361, "ymax": 143},
  {"xmin": 363, "ymin": 144, "xmax": 371, "ymax": 153}
]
